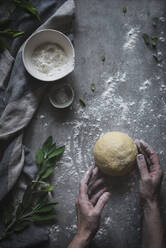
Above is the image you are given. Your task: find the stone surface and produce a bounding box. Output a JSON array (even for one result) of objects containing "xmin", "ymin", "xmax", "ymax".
[{"xmin": 24, "ymin": 0, "xmax": 166, "ymax": 247}]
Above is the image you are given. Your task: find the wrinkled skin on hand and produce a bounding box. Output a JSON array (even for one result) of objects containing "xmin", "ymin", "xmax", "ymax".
[
  {"xmin": 75, "ymin": 166, "xmax": 110, "ymax": 239},
  {"xmin": 135, "ymin": 140, "xmax": 163, "ymax": 205}
]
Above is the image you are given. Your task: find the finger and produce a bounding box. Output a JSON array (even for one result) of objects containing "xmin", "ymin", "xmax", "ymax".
[
  {"xmin": 135, "ymin": 139, "xmax": 141, "ymax": 152},
  {"xmin": 79, "ymin": 166, "xmax": 93, "ymax": 198},
  {"xmin": 140, "ymin": 140, "xmax": 160, "ymax": 171},
  {"xmin": 81, "ymin": 166, "xmax": 93, "ymax": 185},
  {"xmin": 88, "ymin": 178, "xmax": 105, "ymax": 196},
  {"xmin": 95, "ymin": 192, "xmax": 110, "ymax": 214},
  {"xmin": 135, "ymin": 140, "xmax": 150, "ymax": 166},
  {"xmin": 136, "ymin": 140, "xmax": 151, "ymax": 167},
  {"xmin": 90, "ymin": 187, "xmax": 108, "ymax": 206},
  {"xmin": 92, "ymin": 166, "xmax": 99, "ymax": 178},
  {"xmin": 137, "ymin": 154, "xmax": 149, "ymax": 179},
  {"xmin": 88, "ymin": 167, "xmax": 99, "ymax": 186}
]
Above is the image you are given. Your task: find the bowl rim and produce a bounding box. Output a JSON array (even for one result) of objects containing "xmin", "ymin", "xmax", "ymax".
[
  {"xmin": 48, "ymin": 84, "xmax": 75, "ymax": 109},
  {"xmin": 22, "ymin": 29, "xmax": 75, "ymax": 82}
]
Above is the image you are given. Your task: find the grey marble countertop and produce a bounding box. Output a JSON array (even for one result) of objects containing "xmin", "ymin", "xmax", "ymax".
[{"xmin": 24, "ymin": 0, "xmax": 166, "ymax": 247}]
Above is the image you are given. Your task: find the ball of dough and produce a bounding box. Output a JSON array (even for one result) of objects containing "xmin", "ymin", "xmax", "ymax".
[{"xmin": 93, "ymin": 132, "xmax": 138, "ymax": 176}]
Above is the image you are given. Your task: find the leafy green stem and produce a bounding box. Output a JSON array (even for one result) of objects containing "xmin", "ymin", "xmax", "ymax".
[{"xmin": 0, "ymin": 136, "xmax": 65, "ymax": 240}]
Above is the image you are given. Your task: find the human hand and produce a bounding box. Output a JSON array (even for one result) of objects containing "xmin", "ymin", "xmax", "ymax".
[
  {"xmin": 135, "ymin": 140, "xmax": 163, "ymax": 205},
  {"xmin": 75, "ymin": 166, "xmax": 110, "ymax": 244}
]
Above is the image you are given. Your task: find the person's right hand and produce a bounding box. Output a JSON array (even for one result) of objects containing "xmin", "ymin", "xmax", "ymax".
[
  {"xmin": 135, "ymin": 140, "xmax": 163, "ymax": 205},
  {"xmin": 68, "ymin": 167, "xmax": 110, "ymax": 248},
  {"xmin": 75, "ymin": 166, "xmax": 110, "ymax": 241}
]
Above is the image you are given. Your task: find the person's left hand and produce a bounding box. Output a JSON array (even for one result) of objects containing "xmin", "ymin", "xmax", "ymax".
[
  {"xmin": 75, "ymin": 166, "xmax": 110, "ymax": 243},
  {"xmin": 135, "ymin": 140, "xmax": 163, "ymax": 206}
]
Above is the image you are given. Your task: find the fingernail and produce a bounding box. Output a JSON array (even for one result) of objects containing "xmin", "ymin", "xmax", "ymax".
[
  {"xmin": 140, "ymin": 140, "xmax": 146, "ymax": 146},
  {"xmin": 87, "ymin": 167, "xmax": 92, "ymax": 173},
  {"xmin": 135, "ymin": 139, "xmax": 140, "ymax": 146},
  {"xmin": 137, "ymin": 154, "xmax": 144, "ymax": 160},
  {"xmin": 105, "ymin": 192, "xmax": 110, "ymax": 198}
]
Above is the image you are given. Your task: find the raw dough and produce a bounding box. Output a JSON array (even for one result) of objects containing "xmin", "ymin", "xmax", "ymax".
[{"xmin": 93, "ymin": 132, "xmax": 138, "ymax": 176}]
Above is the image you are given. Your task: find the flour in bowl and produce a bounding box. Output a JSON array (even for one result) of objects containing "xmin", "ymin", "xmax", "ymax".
[{"xmin": 32, "ymin": 43, "xmax": 67, "ymax": 75}]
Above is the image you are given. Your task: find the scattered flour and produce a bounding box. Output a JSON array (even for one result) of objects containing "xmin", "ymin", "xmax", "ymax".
[
  {"xmin": 139, "ymin": 79, "xmax": 151, "ymax": 91},
  {"xmin": 39, "ymin": 114, "xmax": 45, "ymax": 119},
  {"xmin": 48, "ymin": 43, "xmax": 166, "ymax": 245},
  {"xmin": 48, "ymin": 67, "xmax": 166, "ymax": 245},
  {"xmin": 44, "ymin": 122, "xmax": 48, "ymax": 127},
  {"xmin": 159, "ymin": 17, "xmax": 166, "ymax": 22},
  {"xmin": 123, "ymin": 27, "xmax": 140, "ymax": 50},
  {"xmin": 53, "ymin": 71, "xmax": 166, "ymax": 193},
  {"xmin": 159, "ymin": 36, "xmax": 166, "ymax": 42}
]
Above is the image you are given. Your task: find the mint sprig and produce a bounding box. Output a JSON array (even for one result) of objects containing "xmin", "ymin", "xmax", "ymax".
[
  {"xmin": 12, "ymin": 0, "xmax": 40, "ymax": 21},
  {"xmin": 0, "ymin": 136, "xmax": 65, "ymax": 240},
  {"xmin": 142, "ymin": 33, "xmax": 158, "ymax": 49},
  {"xmin": 0, "ymin": 0, "xmax": 40, "ymax": 53},
  {"xmin": 0, "ymin": 19, "xmax": 24, "ymax": 52}
]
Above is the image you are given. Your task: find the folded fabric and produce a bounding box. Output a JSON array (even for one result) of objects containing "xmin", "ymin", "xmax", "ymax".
[{"xmin": 0, "ymin": 0, "xmax": 75, "ymax": 247}]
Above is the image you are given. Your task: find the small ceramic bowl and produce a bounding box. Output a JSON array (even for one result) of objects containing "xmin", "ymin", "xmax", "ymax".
[
  {"xmin": 22, "ymin": 29, "xmax": 75, "ymax": 81},
  {"xmin": 49, "ymin": 84, "xmax": 74, "ymax": 108}
]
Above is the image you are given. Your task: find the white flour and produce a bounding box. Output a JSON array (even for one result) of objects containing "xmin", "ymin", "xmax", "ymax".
[
  {"xmin": 139, "ymin": 79, "xmax": 151, "ymax": 91},
  {"xmin": 47, "ymin": 20, "xmax": 166, "ymax": 246},
  {"xmin": 51, "ymin": 67, "xmax": 166, "ymax": 190},
  {"xmin": 123, "ymin": 27, "xmax": 140, "ymax": 50},
  {"xmin": 47, "ymin": 63, "xmax": 166, "ymax": 246},
  {"xmin": 32, "ymin": 43, "xmax": 67, "ymax": 75}
]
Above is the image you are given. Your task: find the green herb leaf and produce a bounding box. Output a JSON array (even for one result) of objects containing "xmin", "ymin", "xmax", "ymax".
[
  {"xmin": 32, "ymin": 214, "xmax": 56, "ymax": 222},
  {"xmin": 41, "ymin": 167, "xmax": 54, "ymax": 179},
  {"xmin": 12, "ymin": 31, "xmax": 24, "ymax": 38},
  {"xmin": 16, "ymin": 185, "xmax": 33, "ymax": 218},
  {"xmin": 47, "ymin": 144, "xmax": 56, "ymax": 156},
  {"xmin": 42, "ymin": 136, "xmax": 53, "ymax": 155},
  {"xmin": 48, "ymin": 146, "xmax": 65, "ymax": 159},
  {"xmin": 90, "ymin": 83, "xmax": 95, "ymax": 92},
  {"xmin": 122, "ymin": 6, "xmax": 127, "ymax": 15},
  {"xmin": 34, "ymin": 192, "xmax": 48, "ymax": 207},
  {"xmin": 35, "ymin": 206, "xmax": 54, "ymax": 214},
  {"xmin": 153, "ymin": 54, "xmax": 162, "ymax": 63},
  {"xmin": 13, "ymin": 0, "xmax": 40, "ymax": 20},
  {"xmin": 142, "ymin": 33, "xmax": 150, "ymax": 46},
  {"xmin": 41, "ymin": 185, "xmax": 54, "ymax": 192},
  {"xmin": 38, "ymin": 164, "xmax": 47, "ymax": 177},
  {"xmin": 14, "ymin": 221, "xmax": 29, "ymax": 232},
  {"xmin": 35, "ymin": 203, "xmax": 57, "ymax": 213},
  {"xmin": 101, "ymin": 54, "xmax": 105, "ymax": 62},
  {"xmin": 0, "ymin": 29, "xmax": 24, "ymax": 38},
  {"xmin": 152, "ymin": 17, "xmax": 158, "ymax": 27},
  {"xmin": 79, "ymin": 98, "xmax": 86, "ymax": 107},
  {"xmin": 35, "ymin": 193, "xmax": 49, "ymax": 208},
  {"xmin": 32, "ymin": 180, "xmax": 47, "ymax": 185},
  {"xmin": 0, "ymin": 136, "xmax": 65, "ymax": 239},
  {"xmin": 37, "ymin": 159, "xmax": 54, "ymax": 177},
  {"xmin": 151, "ymin": 36, "xmax": 158, "ymax": 48},
  {"xmin": 21, "ymin": 185, "xmax": 33, "ymax": 210},
  {"xmin": 35, "ymin": 148, "xmax": 44, "ymax": 165}
]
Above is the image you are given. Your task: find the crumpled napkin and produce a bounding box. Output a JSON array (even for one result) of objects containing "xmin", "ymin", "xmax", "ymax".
[{"xmin": 0, "ymin": 0, "xmax": 75, "ymax": 247}]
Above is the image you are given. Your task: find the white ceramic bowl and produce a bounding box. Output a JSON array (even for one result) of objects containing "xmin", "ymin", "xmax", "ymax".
[
  {"xmin": 22, "ymin": 29, "xmax": 75, "ymax": 81},
  {"xmin": 49, "ymin": 84, "xmax": 74, "ymax": 108}
]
